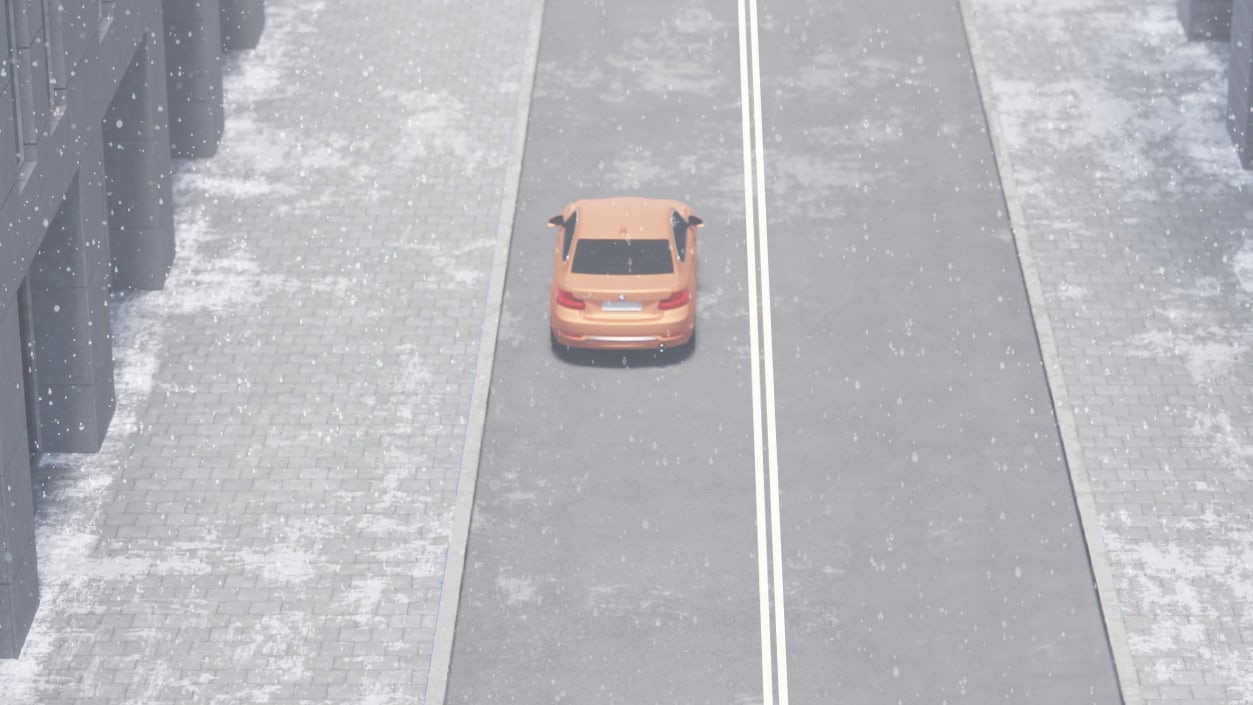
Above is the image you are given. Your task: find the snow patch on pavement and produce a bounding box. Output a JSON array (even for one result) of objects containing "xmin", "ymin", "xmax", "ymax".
[
  {"xmin": 496, "ymin": 575, "xmax": 538, "ymax": 605},
  {"xmin": 1232, "ymin": 242, "xmax": 1253, "ymax": 295},
  {"xmin": 1130, "ymin": 326, "xmax": 1246, "ymax": 385}
]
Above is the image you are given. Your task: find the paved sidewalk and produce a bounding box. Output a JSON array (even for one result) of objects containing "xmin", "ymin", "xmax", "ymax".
[
  {"xmin": 0, "ymin": 0, "xmax": 538, "ymax": 702},
  {"xmin": 970, "ymin": 1, "xmax": 1253, "ymax": 702}
]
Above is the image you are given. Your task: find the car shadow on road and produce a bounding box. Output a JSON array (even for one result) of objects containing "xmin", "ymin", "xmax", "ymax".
[{"xmin": 551, "ymin": 338, "xmax": 696, "ymax": 368}]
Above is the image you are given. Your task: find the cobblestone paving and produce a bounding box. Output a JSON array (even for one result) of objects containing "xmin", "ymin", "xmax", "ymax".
[
  {"xmin": 971, "ymin": 1, "xmax": 1253, "ymax": 702},
  {"xmin": 0, "ymin": 0, "xmax": 538, "ymax": 702}
]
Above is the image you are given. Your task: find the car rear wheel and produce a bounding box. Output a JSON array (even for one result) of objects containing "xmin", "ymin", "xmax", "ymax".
[{"xmin": 550, "ymin": 330, "xmax": 568, "ymax": 353}]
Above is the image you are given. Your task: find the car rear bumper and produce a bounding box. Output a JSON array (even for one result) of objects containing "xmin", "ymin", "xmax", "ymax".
[{"xmin": 550, "ymin": 305, "xmax": 695, "ymax": 350}]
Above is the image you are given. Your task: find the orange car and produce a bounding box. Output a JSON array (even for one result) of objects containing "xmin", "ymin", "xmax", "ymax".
[{"xmin": 548, "ymin": 197, "xmax": 703, "ymax": 351}]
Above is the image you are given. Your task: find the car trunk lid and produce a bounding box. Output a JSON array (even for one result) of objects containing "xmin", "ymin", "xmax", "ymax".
[{"xmin": 562, "ymin": 273, "xmax": 682, "ymax": 318}]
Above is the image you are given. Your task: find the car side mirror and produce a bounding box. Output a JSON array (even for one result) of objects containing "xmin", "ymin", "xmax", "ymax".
[
  {"xmin": 688, "ymin": 215, "xmax": 704, "ymax": 228},
  {"xmin": 547, "ymin": 215, "xmax": 564, "ymax": 228}
]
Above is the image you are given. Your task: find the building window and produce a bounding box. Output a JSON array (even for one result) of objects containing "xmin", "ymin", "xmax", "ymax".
[
  {"xmin": 5, "ymin": 0, "xmax": 22, "ymax": 166},
  {"xmin": 41, "ymin": 0, "xmax": 64, "ymax": 108}
]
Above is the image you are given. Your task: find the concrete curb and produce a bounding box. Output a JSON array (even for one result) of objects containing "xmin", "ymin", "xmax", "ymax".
[
  {"xmin": 955, "ymin": 1, "xmax": 1143, "ymax": 703},
  {"xmin": 422, "ymin": 0, "xmax": 548, "ymax": 701}
]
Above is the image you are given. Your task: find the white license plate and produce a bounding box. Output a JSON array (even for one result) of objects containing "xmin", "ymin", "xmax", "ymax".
[{"xmin": 601, "ymin": 300, "xmax": 642, "ymax": 312}]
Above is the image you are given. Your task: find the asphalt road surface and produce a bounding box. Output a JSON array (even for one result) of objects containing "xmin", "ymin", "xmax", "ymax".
[{"xmin": 445, "ymin": 1, "xmax": 1123, "ymax": 703}]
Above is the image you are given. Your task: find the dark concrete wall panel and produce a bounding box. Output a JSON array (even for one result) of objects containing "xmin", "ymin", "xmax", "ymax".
[
  {"xmin": 60, "ymin": 0, "xmax": 101, "ymax": 78},
  {"xmin": 16, "ymin": 40, "xmax": 51, "ymax": 146},
  {"xmin": 0, "ymin": 297, "xmax": 38, "ymax": 659},
  {"xmin": 0, "ymin": 10, "xmax": 8, "ymax": 193},
  {"xmin": 0, "ymin": 1, "xmax": 11, "ymax": 57},
  {"xmin": 106, "ymin": 45, "xmax": 161, "ymax": 142},
  {"xmin": 0, "ymin": 301, "xmax": 31, "ymax": 492},
  {"xmin": 105, "ymin": 32, "xmax": 176, "ymax": 289},
  {"xmin": 104, "ymin": 147, "xmax": 168, "ymax": 226},
  {"xmin": 0, "ymin": 0, "xmax": 171, "ymax": 658},
  {"xmin": 36, "ymin": 383, "xmax": 111, "ymax": 450},
  {"xmin": 31, "ymin": 276, "xmax": 93, "ymax": 383},
  {"xmin": 1180, "ymin": 0, "xmax": 1234, "ymax": 39},
  {"xmin": 1228, "ymin": 0, "xmax": 1253, "ymax": 166},
  {"xmin": 0, "ymin": 0, "xmax": 246, "ymax": 657},
  {"xmin": 0, "ymin": 539, "xmax": 39, "ymax": 658},
  {"xmin": 0, "ymin": 444, "xmax": 36, "ymax": 586},
  {"xmin": 167, "ymin": 100, "xmax": 225, "ymax": 156},
  {"xmin": 220, "ymin": 0, "xmax": 264, "ymax": 51},
  {"xmin": 10, "ymin": 0, "xmax": 46, "ymax": 49},
  {"xmin": 79, "ymin": 140, "xmax": 114, "ymax": 435},
  {"xmin": 164, "ymin": 0, "xmax": 224, "ymax": 157},
  {"xmin": 46, "ymin": 0, "xmax": 67, "ymax": 92},
  {"xmin": 0, "ymin": 82, "xmax": 18, "ymax": 203},
  {"xmin": 29, "ymin": 184, "xmax": 87, "ymax": 288},
  {"xmin": 29, "ymin": 287, "xmax": 115, "ymax": 451},
  {"xmin": 29, "ymin": 140, "xmax": 115, "ymax": 452},
  {"xmin": 108, "ymin": 226, "xmax": 170, "ymax": 289},
  {"xmin": 0, "ymin": 9, "xmax": 12, "ymax": 195},
  {"xmin": 0, "ymin": 0, "xmax": 163, "ymax": 310}
]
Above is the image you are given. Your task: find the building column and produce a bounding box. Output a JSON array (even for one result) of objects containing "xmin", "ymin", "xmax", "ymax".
[
  {"xmin": 1230, "ymin": 0, "xmax": 1253, "ymax": 167},
  {"xmin": 1180, "ymin": 0, "xmax": 1233, "ymax": 39},
  {"xmin": 0, "ymin": 294, "xmax": 39, "ymax": 659},
  {"xmin": 163, "ymin": 0, "xmax": 225, "ymax": 158},
  {"xmin": 104, "ymin": 33, "xmax": 176, "ymax": 290},
  {"xmin": 220, "ymin": 0, "xmax": 265, "ymax": 51},
  {"xmin": 27, "ymin": 133, "xmax": 116, "ymax": 453}
]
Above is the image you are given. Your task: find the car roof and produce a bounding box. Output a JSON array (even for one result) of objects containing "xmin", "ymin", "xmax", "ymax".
[{"xmin": 569, "ymin": 197, "xmax": 687, "ymax": 240}]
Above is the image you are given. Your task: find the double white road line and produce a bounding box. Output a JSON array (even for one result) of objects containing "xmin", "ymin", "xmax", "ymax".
[{"xmin": 738, "ymin": 1, "xmax": 789, "ymax": 703}]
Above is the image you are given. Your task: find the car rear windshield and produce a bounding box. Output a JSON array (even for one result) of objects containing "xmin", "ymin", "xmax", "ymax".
[{"xmin": 570, "ymin": 239, "xmax": 674, "ymax": 275}]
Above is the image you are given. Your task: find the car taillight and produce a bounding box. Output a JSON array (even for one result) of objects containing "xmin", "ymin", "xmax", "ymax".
[
  {"xmin": 658, "ymin": 290, "xmax": 689, "ymax": 310},
  {"xmin": 556, "ymin": 289, "xmax": 585, "ymax": 310}
]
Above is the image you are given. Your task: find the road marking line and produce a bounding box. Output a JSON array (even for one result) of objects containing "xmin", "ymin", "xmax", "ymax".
[
  {"xmin": 738, "ymin": 0, "xmax": 773, "ymax": 699},
  {"xmin": 739, "ymin": 0, "xmax": 788, "ymax": 702},
  {"xmin": 747, "ymin": 0, "xmax": 790, "ymax": 696},
  {"xmin": 737, "ymin": 0, "xmax": 773, "ymax": 700}
]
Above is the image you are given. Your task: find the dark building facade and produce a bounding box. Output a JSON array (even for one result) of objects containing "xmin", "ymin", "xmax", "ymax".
[
  {"xmin": 1229, "ymin": 0, "xmax": 1253, "ymax": 165},
  {"xmin": 0, "ymin": 0, "xmax": 263, "ymax": 658},
  {"xmin": 1178, "ymin": 0, "xmax": 1253, "ymax": 166},
  {"xmin": 1180, "ymin": 0, "xmax": 1234, "ymax": 39}
]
